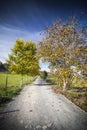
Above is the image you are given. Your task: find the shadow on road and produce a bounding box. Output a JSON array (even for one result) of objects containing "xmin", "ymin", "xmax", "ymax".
[
  {"xmin": 33, "ymin": 83, "xmax": 52, "ymax": 86},
  {"xmin": 0, "ymin": 109, "xmax": 20, "ymax": 114}
]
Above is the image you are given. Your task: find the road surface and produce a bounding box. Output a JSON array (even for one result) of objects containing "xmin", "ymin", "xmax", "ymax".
[{"xmin": 0, "ymin": 77, "xmax": 87, "ymax": 130}]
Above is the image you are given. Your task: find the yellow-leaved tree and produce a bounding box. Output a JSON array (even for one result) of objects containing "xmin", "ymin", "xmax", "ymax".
[
  {"xmin": 7, "ymin": 39, "xmax": 39, "ymax": 86},
  {"xmin": 37, "ymin": 17, "xmax": 87, "ymax": 90}
]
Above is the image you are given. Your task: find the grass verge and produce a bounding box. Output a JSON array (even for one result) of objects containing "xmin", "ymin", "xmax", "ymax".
[
  {"xmin": 0, "ymin": 73, "xmax": 35, "ymax": 105},
  {"xmin": 52, "ymin": 86, "xmax": 87, "ymax": 112},
  {"xmin": 46, "ymin": 76, "xmax": 87, "ymax": 112},
  {"xmin": 0, "ymin": 86, "xmax": 22, "ymax": 104}
]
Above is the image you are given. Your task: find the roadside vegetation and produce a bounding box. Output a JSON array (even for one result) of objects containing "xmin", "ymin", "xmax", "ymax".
[
  {"xmin": 37, "ymin": 17, "xmax": 87, "ymax": 112},
  {"xmin": 0, "ymin": 39, "xmax": 39, "ymax": 105},
  {"xmin": 46, "ymin": 74, "xmax": 87, "ymax": 112},
  {"xmin": 0, "ymin": 72, "xmax": 35, "ymax": 104},
  {"xmin": 40, "ymin": 71, "xmax": 48, "ymax": 80}
]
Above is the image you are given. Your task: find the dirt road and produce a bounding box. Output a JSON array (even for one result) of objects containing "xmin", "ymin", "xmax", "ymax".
[{"xmin": 0, "ymin": 77, "xmax": 87, "ymax": 130}]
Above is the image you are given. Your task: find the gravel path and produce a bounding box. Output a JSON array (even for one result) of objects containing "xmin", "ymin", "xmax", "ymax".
[{"xmin": 0, "ymin": 77, "xmax": 87, "ymax": 130}]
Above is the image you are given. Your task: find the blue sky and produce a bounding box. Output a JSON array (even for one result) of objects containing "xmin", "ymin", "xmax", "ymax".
[{"xmin": 0, "ymin": 0, "xmax": 87, "ymax": 71}]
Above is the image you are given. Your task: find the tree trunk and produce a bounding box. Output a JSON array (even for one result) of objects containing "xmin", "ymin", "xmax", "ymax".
[{"xmin": 63, "ymin": 78, "xmax": 67, "ymax": 91}]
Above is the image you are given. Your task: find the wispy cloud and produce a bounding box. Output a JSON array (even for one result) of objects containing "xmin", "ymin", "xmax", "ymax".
[{"xmin": 0, "ymin": 24, "xmax": 43, "ymax": 62}]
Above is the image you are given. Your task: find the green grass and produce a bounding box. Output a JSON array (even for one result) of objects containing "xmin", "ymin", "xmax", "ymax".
[
  {"xmin": 0, "ymin": 72, "xmax": 31, "ymax": 87},
  {"xmin": 46, "ymin": 74, "xmax": 56, "ymax": 85},
  {"xmin": 0, "ymin": 72, "xmax": 34, "ymax": 104},
  {"xmin": 0, "ymin": 86, "xmax": 22, "ymax": 103}
]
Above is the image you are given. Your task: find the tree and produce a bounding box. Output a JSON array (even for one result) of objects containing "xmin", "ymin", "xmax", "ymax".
[
  {"xmin": 42, "ymin": 71, "xmax": 48, "ymax": 80},
  {"xmin": 37, "ymin": 17, "xmax": 87, "ymax": 90},
  {"xmin": 7, "ymin": 39, "xmax": 39, "ymax": 86}
]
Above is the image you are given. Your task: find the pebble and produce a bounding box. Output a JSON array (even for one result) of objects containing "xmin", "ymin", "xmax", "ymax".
[
  {"xmin": 25, "ymin": 125, "xmax": 28, "ymax": 129},
  {"xmin": 42, "ymin": 125, "xmax": 47, "ymax": 130},
  {"xmin": 36, "ymin": 125, "xmax": 42, "ymax": 130},
  {"xmin": 20, "ymin": 120, "xmax": 23, "ymax": 124},
  {"xmin": 29, "ymin": 110, "xmax": 33, "ymax": 112},
  {"xmin": 47, "ymin": 123, "xmax": 52, "ymax": 128}
]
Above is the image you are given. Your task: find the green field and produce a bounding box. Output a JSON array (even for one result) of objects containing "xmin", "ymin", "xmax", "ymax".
[
  {"xmin": 0, "ymin": 72, "xmax": 31, "ymax": 88},
  {"xmin": 0, "ymin": 72, "xmax": 33, "ymax": 104}
]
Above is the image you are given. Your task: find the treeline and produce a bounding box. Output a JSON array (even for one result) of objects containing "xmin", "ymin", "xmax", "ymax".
[
  {"xmin": 0, "ymin": 61, "xmax": 8, "ymax": 72},
  {"xmin": 1, "ymin": 17, "xmax": 87, "ymax": 91}
]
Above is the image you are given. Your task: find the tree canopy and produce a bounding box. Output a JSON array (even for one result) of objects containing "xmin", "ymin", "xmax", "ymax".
[
  {"xmin": 7, "ymin": 39, "xmax": 39, "ymax": 76},
  {"xmin": 37, "ymin": 17, "xmax": 87, "ymax": 90}
]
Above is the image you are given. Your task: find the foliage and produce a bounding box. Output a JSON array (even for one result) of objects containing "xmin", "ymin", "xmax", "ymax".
[
  {"xmin": 0, "ymin": 61, "xmax": 7, "ymax": 72},
  {"xmin": 0, "ymin": 72, "xmax": 33, "ymax": 104},
  {"xmin": 7, "ymin": 39, "xmax": 39, "ymax": 76},
  {"xmin": 0, "ymin": 86, "xmax": 22, "ymax": 104},
  {"xmin": 37, "ymin": 17, "xmax": 87, "ymax": 90},
  {"xmin": 40, "ymin": 71, "xmax": 48, "ymax": 80},
  {"xmin": 46, "ymin": 73, "xmax": 56, "ymax": 85}
]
